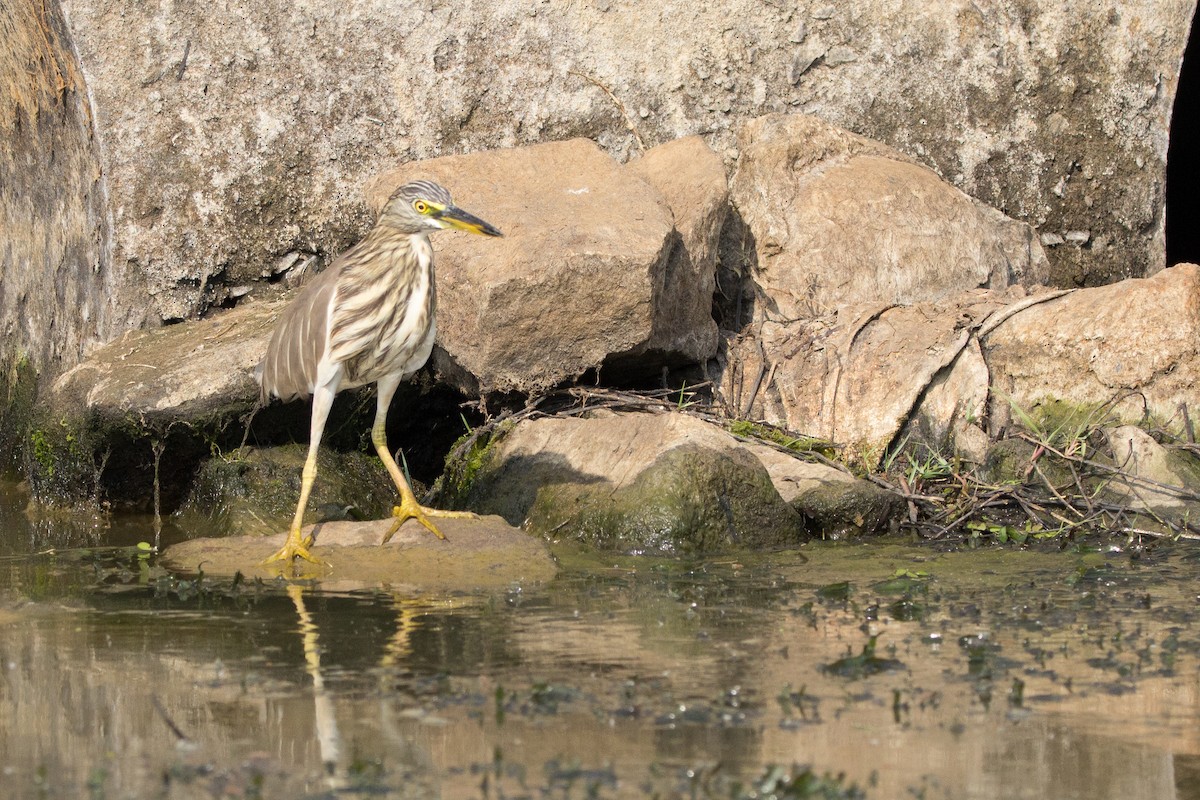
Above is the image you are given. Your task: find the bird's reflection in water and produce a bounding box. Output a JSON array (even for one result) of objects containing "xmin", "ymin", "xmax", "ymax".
[
  {"xmin": 287, "ymin": 584, "xmax": 344, "ymax": 787},
  {"xmin": 286, "ymin": 584, "xmax": 444, "ymax": 790}
]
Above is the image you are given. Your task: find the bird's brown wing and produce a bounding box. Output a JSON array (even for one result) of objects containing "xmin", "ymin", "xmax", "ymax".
[{"xmin": 257, "ymin": 263, "xmax": 342, "ymax": 403}]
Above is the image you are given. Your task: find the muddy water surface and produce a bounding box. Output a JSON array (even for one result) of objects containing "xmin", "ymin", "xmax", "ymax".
[{"xmin": 2, "ymin": 480, "xmax": 1199, "ymax": 799}]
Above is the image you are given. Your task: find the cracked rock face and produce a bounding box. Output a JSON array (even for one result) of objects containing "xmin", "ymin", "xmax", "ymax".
[{"xmin": 982, "ymin": 263, "xmax": 1200, "ymax": 429}]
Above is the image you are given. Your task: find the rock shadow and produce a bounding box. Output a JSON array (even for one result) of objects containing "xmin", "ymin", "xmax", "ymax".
[{"xmin": 463, "ymin": 452, "xmax": 607, "ymax": 529}]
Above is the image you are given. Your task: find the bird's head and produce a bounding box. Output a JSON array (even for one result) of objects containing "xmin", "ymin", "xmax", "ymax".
[{"xmin": 380, "ymin": 180, "xmax": 503, "ymax": 237}]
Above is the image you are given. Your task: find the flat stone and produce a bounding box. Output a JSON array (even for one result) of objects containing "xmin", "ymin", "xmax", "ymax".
[
  {"xmin": 161, "ymin": 515, "xmax": 557, "ymax": 592},
  {"xmin": 49, "ymin": 298, "xmax": 283, "ymax": 425}
]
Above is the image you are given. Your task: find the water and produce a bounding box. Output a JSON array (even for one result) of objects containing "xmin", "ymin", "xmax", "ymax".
[{"xmin": 2, "ymin": 478, "xmax": 1200, "ymax": 799}]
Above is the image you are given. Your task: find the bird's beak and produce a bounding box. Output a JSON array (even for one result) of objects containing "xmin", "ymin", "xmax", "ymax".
[{"xmin": 437, "ymin": 205, "xmax": 503, "ymax": 237}]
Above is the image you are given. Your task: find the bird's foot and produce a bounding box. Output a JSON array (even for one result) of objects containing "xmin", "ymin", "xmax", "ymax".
[
  {"xmin": 261, "ymin": 531, "xmax": 328, "ymax": 567},
  {"xmin": 382, "ymin": 497, "xmax": 477, "ymax": 544}
]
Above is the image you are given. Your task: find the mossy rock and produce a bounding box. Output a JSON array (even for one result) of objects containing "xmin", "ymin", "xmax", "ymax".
[
  {"xmin": 0, "ymin": 355, "xmax": 39, "ymax": 476},
  {"xmin": 437, "ymin": 419, "xmax": 516, "ymax": 509},
  {"xmin": 479, "ymin": 442, "xmax": 808, "ymax": 555},
  {"xmin": 176, "ymin": 444, "xmax": 402, "ymax": 537},
  {"xmin": 793, "ymin": 479, "xmax": 902, "ymax": 539},
  {"xmin": 980, "ymin": 437, "xmax": 1086, "ymax": 489},
  {"xmin": 23, "ymin": 412, "xmax": 105, "ymax": 506}
]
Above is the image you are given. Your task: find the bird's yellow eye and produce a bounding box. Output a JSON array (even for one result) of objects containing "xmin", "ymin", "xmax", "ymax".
[{"xmin": 413, "ymin": 200, "xmax": 430, "ymax": 214}]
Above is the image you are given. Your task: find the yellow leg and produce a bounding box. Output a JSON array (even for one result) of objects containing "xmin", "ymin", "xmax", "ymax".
[
  {"xmin": 263, "ymin": 379, "xmax": 339, "ymax": 567},
  {"xmin": 371, "ymin": 376, "xmax": 475, "ymax": 546},
  {"xmin": 262, "ymin": 446, "xmax": 327, "ymax": 565},
  {"xmin": 371, "ymin": 418, "xmax": 476, "ymax": 544}
]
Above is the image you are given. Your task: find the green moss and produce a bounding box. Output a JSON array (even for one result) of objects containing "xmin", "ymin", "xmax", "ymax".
[
  {"xmin": 23, "ymin": 413, "xmax": 101, "ymax": 506},
  {"xmin": 177, "ymin": 444, "xmax": 397, "ymax": 537},
  {"xmin": 0, "ymin": 354, "xmax": 39, "ymax": 476},
  {"xmin": 793, "ymin": 480, "xmax": 902, "ymax": 540},
  {"xmin": 1006, "ymin": 397, "xmax": 1118, "ymax": 455},
  {"xmin": 727, "ymin": 420, "xmax": 839, "ymax": 459},
  {"xmin": 437, "ymin": 420, "xmax": 515, "ymax": 509}
]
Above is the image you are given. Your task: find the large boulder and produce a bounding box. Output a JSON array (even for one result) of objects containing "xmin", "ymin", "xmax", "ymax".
[
  {"xmin": 366, "ymin": 137, "xmax": 725, "ymax": 393},
  {"xmin": 730, "ymin": 114, "xmax": 1049, "ymax": 320},
  {"xmin": 0, "ymin": 0, "xmax": 121, "ymax": 387},
  {"xmin": 451, "ymin": 410, "xmax": 898, "ymax": 553},
  {"xmin": 4, "ymin": 1, "xmax": 1189, "ymax": 427},
  {"xmin": 38, "ymin": 0, "xmax": 1188, "ymax": 333},
  {"xmin": 722, "ymin": 265, "xmax": 1200, "ymax": 467}
]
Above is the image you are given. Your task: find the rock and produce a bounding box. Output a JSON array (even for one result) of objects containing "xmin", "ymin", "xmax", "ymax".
[
  {"xmin": 788, "ymin": 39, "xmax": 826, "ymax": 84},
  {"xmin": 48, "ymin": 298, "xmax": 280, "ymax": 427},
  {"xmin": 981, "ymin": 424, "xmax": 1200, "ymax": 533},
  {"xmin": 730, "ymin": 114, "xmax": 1049, "ymax": 320},
  {"xmin": 720, "ymin": 289, "xmax": 1017, "ymax": 466},
  {"xmin": 622, "ymin": 136, "xmax": 728, "ymax": 372},
  {"xmin": 459, "ymin": 411, "xmax": 804, "ymax": 553},
  {"xmin": 721, "ymin": 264, "xmax": 1200, "ymax": 466},
  {"xmin": 29, "ymin": 300, "xmax": 280, "ymax": 505},
  {"xmin": 749, "ymin": 444, "xmax": 901, "ymax": 537},
  {"xmin": 983, "ymin": 264, "xmax": 1200, "ymax": 434},
  {"xmin": 1103, "ymin": 425, "xmax": 1200, "ymax": 518},
  {"xmin": 176, "ymin": 445, "xmax": 400, "ymax": 539},
  {"xmin": 454, "ymin": 410, "xmax": 896, "ymax": 552},
  {"xmin": 5, "ymin": 1, "xmax": 1189, "ymax": 408},
  {"xmin": 366, "ymin": 138, "xmax": 697, "ymax": 393},
  {"xmin": 160, "ymin": 515, "xmax": 557, "ymax": 592},
  {"xmin": 0, "ymin": 0, "xmax": 120, "ymax": 386},
  {"xmin": 908, "ymin": 340, "xmax": 992, "ymax": 463}
]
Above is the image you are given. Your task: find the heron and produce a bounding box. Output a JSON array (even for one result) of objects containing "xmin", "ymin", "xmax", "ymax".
[{"xmin": 256, "ymin": 180, "xmax": 502, "ymax": 565}]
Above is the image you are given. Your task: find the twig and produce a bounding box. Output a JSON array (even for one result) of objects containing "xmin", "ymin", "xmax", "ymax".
[
  {"xmin": 151, "ymin": 694, "xmax": 190, "ymax": 742},
  {"xmin": 176, "ymin": 39, "xmax": 191, "ymax": 81},
  {"xmin": 1119, "ymin": 527, "xmax": 1200, "ymax": 542},
  {"xmin": 1019, "ymin": 432, "xmax": 1200, "ymax": 501},
  {"xmin": 568, "ymin": 70, "xmax": 646, "ymax": 154}
]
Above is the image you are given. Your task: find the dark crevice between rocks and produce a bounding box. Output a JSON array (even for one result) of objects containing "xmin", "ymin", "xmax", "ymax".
[
  {"xmin": 1167, "ymin": 5, "xmax": 1200, "ymax": 267},
  {"xmin": 244, "ymin": 376, "xmax": 485, "ymax": 489},
  {"xmin": 713, "ymin": 206, "xmax": 759, "ymax": 335},
  {"xmin": 588, "ymin": 352, "xmax": 712, "ymax": 393}
]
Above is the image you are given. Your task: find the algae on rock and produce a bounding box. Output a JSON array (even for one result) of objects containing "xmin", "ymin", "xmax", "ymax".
[
  {"xmin": 177, "ymin": 445, "xmax": 401, "ymax": 538},
  {"xmin": 521, "ymin": 444, "xmax": 807, "ymax": 555}
]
